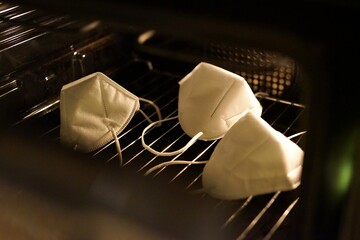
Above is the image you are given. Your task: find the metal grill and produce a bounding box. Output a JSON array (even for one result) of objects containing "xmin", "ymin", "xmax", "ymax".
[
  {"xmin": 14, "ymin": 61, "xmax": 306, "ymax": 239},
  {"xmin": 136, "ymin": 32, "xmax": 297, "ymax": 100},
  {"xmin": 207, "ymin": 43, "xmax": 296, "ymax": 98}
]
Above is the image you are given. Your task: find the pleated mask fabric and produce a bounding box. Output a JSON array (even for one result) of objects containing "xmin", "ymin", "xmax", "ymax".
[
  {"xmin": 202, "ymin": 110, "xmax": 304, "ymax": 200},
  {"xmin": 178, "ymin": 62, "xmax": 262, "ymax": 140},
  {"xmin": 60, "ymin": 72, "xmax": 140, "ymax": 153}
]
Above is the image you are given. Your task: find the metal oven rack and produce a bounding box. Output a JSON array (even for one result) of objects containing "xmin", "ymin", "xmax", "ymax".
[
  {"xmin": 0, "ymin": 2, "xmax": 100, "ymax": 72},
  {"xmin": 14, "ymin": 61, "xmax": 306, "ymax": 240}
]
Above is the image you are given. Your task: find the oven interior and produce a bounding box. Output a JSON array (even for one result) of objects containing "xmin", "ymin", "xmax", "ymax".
[{"xmin": 1, "ymin": 1, "xmax": 359, "ymax": 239}]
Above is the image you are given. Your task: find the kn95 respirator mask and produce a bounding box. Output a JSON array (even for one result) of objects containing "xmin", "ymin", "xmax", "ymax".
[
  {"xmin": 141, "ymin": 62, "xmax": 262, "ymax": 157},
  {"xmin": 60, "ymin": 72, "xmax": 162, "ymax": 166}
]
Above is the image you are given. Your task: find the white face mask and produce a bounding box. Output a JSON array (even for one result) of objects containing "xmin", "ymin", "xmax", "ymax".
[
  {"xmin": 202, "ymin": 110, "xmax": 304, "ymax": 200},
  {"xmin": 60, "ymin": 72, "xmax": 161, "ymax": 165},
  {"xmin": 145, "ymin": 110, "xmax": 305, "ymax": 200},
  {"xmin": 141, "ymin": 62, "xmax": 262, "ymax": 156}
]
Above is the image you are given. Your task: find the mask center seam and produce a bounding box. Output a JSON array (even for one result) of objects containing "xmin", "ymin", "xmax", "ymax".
[
  {"xmin": 99, "ymin": 79, "xmax": 110, "ymax": 121},
  {"xmin": 227, "ymin": 134, "xmax": 271, "ymax": 171},
  {"xmin": 210, "ymin": 80, "xmax": 235, "ymax": 118}
]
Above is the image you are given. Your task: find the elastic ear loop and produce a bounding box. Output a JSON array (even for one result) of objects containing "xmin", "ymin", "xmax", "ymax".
[
  {"xmin": 138, "ymin": 97, "xmax": 162, "ymax": 125},
  {"xmin": 141, "ymin": 116, "xmax": 204, "ymax": 157},
  {"xmin": 254, "ymin": 92, "xmax": 269, "ymax": 98},
  {"xmin": 110, "ymin": 128, "xmax": 123, "ymax": 167},
  {"xmin": 287, "ymin": 131, "xmax": 307, "ymax": 140},
  {"xmin": 108, "ymin": 98, "xmax": 161, "ymax": 167}
]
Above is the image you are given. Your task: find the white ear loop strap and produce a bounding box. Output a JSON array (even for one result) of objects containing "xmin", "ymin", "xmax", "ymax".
[
  {"xmin": 254, "ymin": 92, "xmax": 269, "ymax": 98},
  {"xmin": 287, "ymin": 131, "xmax": 307, "ymax": 140},
  {"xmin": 141, "ymin": 116, "xmax": 204, "ymax": 157},
  {"xmin": 110, "ymin": 128, "xmax": 123, "ymax": 167},
  {"xmin": 145, "ymin": 160, "xmax": 208, "ymax": 176},
  {"xmin": 106, "ymin": 98, "xmax": 162, "ymax": 168},
  {"xmin": 139, "ymin": 97, "xmax": 162, "ymax": 125}
]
